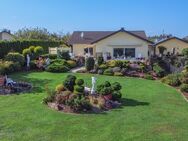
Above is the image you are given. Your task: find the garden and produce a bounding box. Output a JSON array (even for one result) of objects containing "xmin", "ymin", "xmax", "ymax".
[
  {"xmin": 0, "ymin": 72, "xmax": 188, "ymax": 141},
  {"xmin": 0, "ymin": 41, "xmax": 188, "ymax": 140}
]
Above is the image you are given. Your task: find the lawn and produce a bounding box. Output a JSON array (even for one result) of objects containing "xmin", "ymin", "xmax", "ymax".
[{"xmin": 0, "ymin": 72, "xmax": 188, "ymax": 141}]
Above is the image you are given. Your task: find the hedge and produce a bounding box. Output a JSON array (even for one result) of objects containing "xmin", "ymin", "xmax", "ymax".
[{"xmin": 0, "ymin": 40, "xmax": 62, "ymax": 59}]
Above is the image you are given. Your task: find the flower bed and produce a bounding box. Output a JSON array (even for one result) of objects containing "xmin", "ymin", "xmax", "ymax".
[
  {"xmin": 161, "ymin": 72, "xmax": 188, "ymax": 101},
  {"xmin": 78, "ymin": 59, "xmax": 157, "ymax": 80},
  {"xmin": 43, "ymin": 75, "xmax": 123, "ymax": 113}
]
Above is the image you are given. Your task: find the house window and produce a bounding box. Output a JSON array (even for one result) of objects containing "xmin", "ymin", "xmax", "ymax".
[
  {"xmin": 113, "ymin": 48, "xmax": 136, "ymax": 58},
  {"xmin": 84, "ymin": 47, "xmax": 93, "ymax": 55},
  {"xmin": 113, "ymin": 48, "xmax": 124, "ymax": 58},
  {"xmin": 125, "ymin": 48, "xmax": 135, "ymax": 58}
]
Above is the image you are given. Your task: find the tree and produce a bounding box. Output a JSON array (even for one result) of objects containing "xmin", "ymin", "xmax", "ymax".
[{"xmin": 14, "ymin": 27, "xmax": 70, "ymax": 42}]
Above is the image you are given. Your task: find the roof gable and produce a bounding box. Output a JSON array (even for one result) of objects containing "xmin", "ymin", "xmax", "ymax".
[
  {"xmin": 69, "ymin": 28, "xmax": 153, "ymax": 45},
  {"xmin": 155, "ymin": 37, "xmax": 188, "ymax": 46}
]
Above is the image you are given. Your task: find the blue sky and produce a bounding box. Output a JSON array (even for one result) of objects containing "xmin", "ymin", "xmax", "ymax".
[{"xmin": 0, "ymin": 0, "xmax": 188, "ymax": 37}]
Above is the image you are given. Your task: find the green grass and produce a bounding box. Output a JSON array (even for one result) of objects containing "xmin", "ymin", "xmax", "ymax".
[{"xmin": 0, "ymin": 72, "xmax": 188, "ymax": 141}]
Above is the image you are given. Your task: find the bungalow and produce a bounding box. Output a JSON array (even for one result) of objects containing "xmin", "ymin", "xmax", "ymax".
[
  {"xmin": 155, "ymin": 37, "xmax": 188, "ymax": 55},
  {"xmin": 69, "ymin": 28, "xmax": 153, "ymax": 60}
]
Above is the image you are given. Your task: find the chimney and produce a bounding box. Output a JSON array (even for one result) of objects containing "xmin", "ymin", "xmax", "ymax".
[{"xmin": 80, "ymin": 32, "xmax": 84, "ymax": 38}]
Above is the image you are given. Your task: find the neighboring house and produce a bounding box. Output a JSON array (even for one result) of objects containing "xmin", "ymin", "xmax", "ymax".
[
  {"xmin": 69, "ymin": 28, "xmax": 153, "ymax": 60},
  {"xmin": 155, "ymin": 37, "xmax": 188, "ymax": 55},
  {"xmin": 0, "ymin": 31, "xmax": 14, "ymax": 41}
]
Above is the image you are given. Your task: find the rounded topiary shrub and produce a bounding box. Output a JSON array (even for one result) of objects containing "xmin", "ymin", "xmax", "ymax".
[
  {"xmin": 75, "ymin": 79, "xmax": 84, "ymax": 86},
  {"xmin": 29, "ymin": 46, "xmax": 35, "ymax": 53},
  {"xmin": 112, "ymin": 82, "xmax": 122, "ymax": 91},
  {"xmin": 104, "ymin": 81, "xmax": 111, "ymax": 87},
  {"xmin": 5, "ymin": 52, "xmax": 25, "ymax": 66},
  {"xmin": 85, "ymin": 57, "xmax": 95, "ymax": 71},
  {"xmin": 22, "ymin": 48, "xmax": 31, "ymax": 57},
  {"xmin": 63, "ymin": 75, "xmax": 77, "ymax": 92},
  {"xmin": 112, "ymin": 91, "xmax": 122, "ymax": 101},
  {"xmin": 180, "ymin": 84, "xmax": 188, "ymax": 92},
  {"xmin": 55, "ymin": 84, "xmax": 66, "ymax": 93},
  {"xmin": 74, "ymin": 85, "xmax": 84, "ymax": 94},
  {"xmin": 34, "ymin": 46, "xmax": 44, "ymax": 56}
]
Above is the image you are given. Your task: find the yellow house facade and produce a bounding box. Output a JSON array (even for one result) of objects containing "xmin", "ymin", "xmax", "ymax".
[
  {"xmin": 69, "ymin": 28, "xmax": 153, "ymax": 60},
  {"xmin": 155, "ymin": 37, "xmax": 188, "ymax": 55}
]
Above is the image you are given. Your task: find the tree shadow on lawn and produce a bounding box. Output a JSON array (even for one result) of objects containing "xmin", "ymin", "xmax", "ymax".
[{"xmin": 120, "ymin": 98, "xmax": 150, "ymax": 107}]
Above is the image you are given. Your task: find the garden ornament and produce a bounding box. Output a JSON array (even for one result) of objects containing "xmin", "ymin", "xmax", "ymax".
[{"xmin": 91, "ymin": 76, "xmax": 97, "ymax": 94}]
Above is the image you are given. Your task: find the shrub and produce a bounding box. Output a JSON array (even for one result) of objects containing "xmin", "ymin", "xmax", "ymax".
[
  {"xmin": 46, "ymin": 64, "xmax": 69, "ymax": 73},
  {"xmin": 58, "ymin": 50, "xmax": 70, "ymax": 60},
  {"xmin": 97, "ymin": 69, "xmax": 103, "ymax": 75},
  {"xmin": 122, "ymin": 60, "xmax": 130, "ymax": 68},
  {"xmin": 29, "ymin": 46, "xmax": 35, "ymax": 53},
  {"xmin": 144, "ymin": 74, "xmax": 154, "ymax": 80},
  {"xmin": 42, "ymin": 88, "xmax": 56, "ymax": 104},
  {"xmin": 181, "ymin": 77, "xmax": 188, "ymax": 84},
  {"xmin": 114, "ymin": 60, "xmax": 123, "ymax": 68},
  {"xmin": 55, "ymin": 84, "xmax": 66, "ymax": 93},
  {"xmin": 103, "ymin": 68, "xmax": 114, "ymax": 76},
  {"xmin": 104, "ymin": 81, "xmax": 111, "ymax": 87},
  {"xmin": 22, "ymin": 48, "xmax": 31, "ymax": 56},
  {"xmin": 97, "ymin": 56, "xmax": 104, "ymax": 66},
  {"xmin": 161, "ymin": 74, "xmax": 181, "ymax": 86},
  {"xmin": 74, "ymin": 79, "xmax": 84, "ymax": 95},
  {"xmin": 41, "ymin": 54, "xmax": 57, "ymax": 59},
  {"xmin": 180, "ymin": 84, "xmax": 188, "ymax": 92},
  {"xmin": 46, "ymin": 59, "xmax": 70, "ymax": 73},
  {"xmin": 112, "ymin": 67, "xmax": 121, "ymax": 73},
  {"xmin": 153, "ymin": 63, "xmax": 165, "ymax": 77},
  {"xmin": 75, "ymin": 79, "xmax": 84, "ymax": 86},
  {"xmin": 112, "ymin": 82, "xmax": 122, "ymax": 91},
  {"xmin": 98, "ymin": 64, "xmax": 108, "ymax": 70},
  {"xmin": 112, "ymin": 91, "xmax": 122, "ymax": 101},
  {"xmin": 121, "ymin": 68, "xmax": 127, "ymax": 75},
  {"xmin": 74, "ymin": 85, "xmax": 84, "ymax": 95},
  {"xmin": 63, "ymin": 75, "xmax": 77, "ymax": 92},
  {"xmin": 100, "ymin": 87, "xmax": 113, "ymax": 95},
  {"xmin": 30, "ymin": 60, "xmax": 37, "ymax": 69},
  {"xmin": 85, "ymin": 57, "xmax": 95, "ymax": 71},
  {"xmin": 182, "ymin": 48, "xmax": 188, "ymax": 57},
  {"xmin": 5, "ymin": 52, "xmax": 25, "ymax": 66},
  {"xmin": 34, "ymin": 46, "xmax": 44, "ymax": 56},
  {"xmin": 114, "ymin": 72, "xmax": 124, "ymax": 76},
  {"xmin": 67, "ymin": 60, "xmax": 77, "ymax": 68},
  {"xmin": 107, "ymin": 60, "xmax": 116, "ymax": 67},
  {"xmin": 0, "ymin": 61, "xmax": 21, "ymax": 75}
]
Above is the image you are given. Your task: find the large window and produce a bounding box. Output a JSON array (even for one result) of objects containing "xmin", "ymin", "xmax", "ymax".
[
  {"xmin": 113, "ymin": 48, "xmax": 135, "ymax": 58},
  {"xmin": 125, "ymin": 48, "xmax": 135, "ymax": 58},
  {"xmin": 84, "ymin": 48, "xmax": 93, "ymax": 55},
  {"xmin": 113, "ymin": 48, "xmax": 124, "ymax": 58}
]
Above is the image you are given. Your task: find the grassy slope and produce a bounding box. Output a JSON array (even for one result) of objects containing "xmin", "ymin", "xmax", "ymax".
[{"xmin": 0, "ymin": 72, "xmax": 188, "ymax": 141}]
